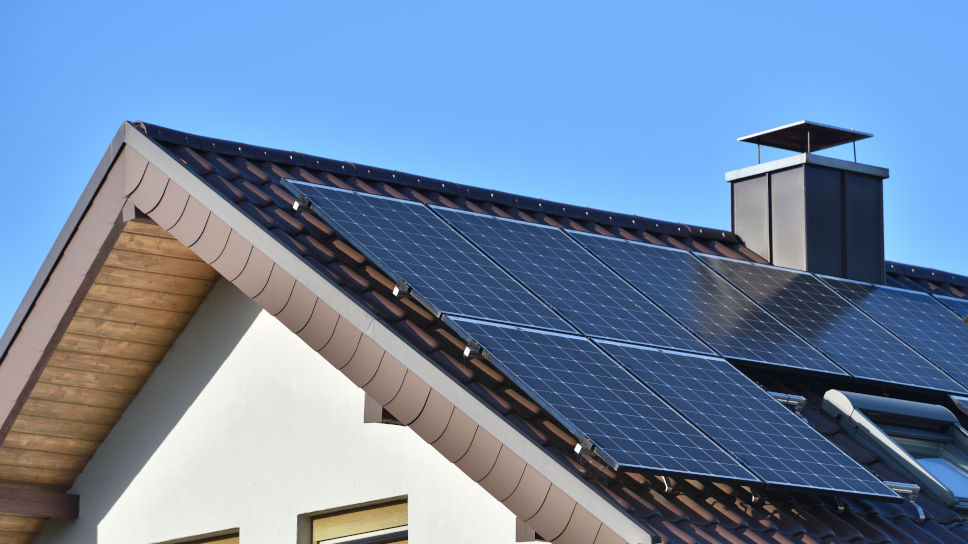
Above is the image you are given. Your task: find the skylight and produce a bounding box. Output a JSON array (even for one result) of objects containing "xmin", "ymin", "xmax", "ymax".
[{"xmin": 824, "ymin": 390, "xmax": 968, "ymax": 509}]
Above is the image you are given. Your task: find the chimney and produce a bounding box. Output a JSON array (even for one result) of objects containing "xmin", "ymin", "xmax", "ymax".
[{"xmin": 726, "ymin": 121, "xmax": 889, "ymax": 283}]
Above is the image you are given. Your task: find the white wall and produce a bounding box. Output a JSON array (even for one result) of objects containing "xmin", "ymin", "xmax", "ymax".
[{"xmin": 34, "ymin": 280, "xmax": 520, "ymax": 543}]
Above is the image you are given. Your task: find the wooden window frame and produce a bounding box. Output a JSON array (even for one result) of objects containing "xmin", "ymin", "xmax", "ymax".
[{"xmin": 311, "ymin": 498, "xmax": 407, "ymax": 544}]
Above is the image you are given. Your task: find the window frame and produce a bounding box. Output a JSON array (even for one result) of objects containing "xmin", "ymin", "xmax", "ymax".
[
  {"xmin": 309, "ymin": 498, "xmax": 407, "ymax": 544},
  {"xmin": 824, "ymin": 389, "xmax": 968, "ymax": 509}
]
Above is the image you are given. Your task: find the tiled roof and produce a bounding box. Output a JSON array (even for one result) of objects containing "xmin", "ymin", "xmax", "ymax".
[
  {"xmin": 135, "ymin": 121, "xmax": 968, "ymax": 543},
  {"xmin": 886, "ymin": 261, "xmax": 968, "ymax": 300}
]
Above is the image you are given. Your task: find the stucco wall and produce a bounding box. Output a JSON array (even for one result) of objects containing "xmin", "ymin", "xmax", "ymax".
[{"xmin": 34, "ymin": 279, "xmax": 521, "ymax": 543}]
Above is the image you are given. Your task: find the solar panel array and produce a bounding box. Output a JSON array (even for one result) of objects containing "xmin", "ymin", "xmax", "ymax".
[
  {"xmin": 452, "ymin": 318, "xmax": 758, "ymax": 481},
  {"xmin": 437, "ymin": 209, "xmax": 711, "ymax": 353},
  {"xmin": 599, "ymin": 341, "xmax": 898, "ymax": 499},
  {"xmin": 573, "ymin": 232, "xmax": 845, "ymax": 375},
  {"xmin": 292, "ymin": 182, "xmax": 571, "ymax": 332},
  {"xmin": 702, "ymin": 256, "xmax": 965, "ymax": 393},
  {"xmin": 288, "ymin": 180, "xmax": 939, "ymax": 500},
  {"xmin": 823, "ymin": 277, "xmax": 968, "ymax": 388},
  {"xmin": 936, "ymin": 294, "xmax": 968, "ymax": 321}
]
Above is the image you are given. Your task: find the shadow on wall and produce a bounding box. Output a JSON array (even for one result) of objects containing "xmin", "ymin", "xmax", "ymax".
[{"xmin": 33, "ymin": 279, "xmax": 262, "ymax": 543}]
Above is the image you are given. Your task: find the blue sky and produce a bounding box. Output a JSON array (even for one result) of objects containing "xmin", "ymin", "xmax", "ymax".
[{"xmin": 1, "ymin": 2, "xmax": 966, "ymax": 329}]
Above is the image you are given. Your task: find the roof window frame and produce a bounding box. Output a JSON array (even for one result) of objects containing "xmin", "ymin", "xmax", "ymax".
[{"xmin": 824, "ymin": 389, "xmax": 968, "ymax": 509}]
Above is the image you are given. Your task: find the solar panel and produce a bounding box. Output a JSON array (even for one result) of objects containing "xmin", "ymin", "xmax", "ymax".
[
  {"xmin": 701, "ymin": 256, "xmax": 965, "ymax": 393},
  {"xmin": 290, "ymin": 182, "xmax": 571, "ymax": 332},
  {"xmin": 573, "ymin": 232, "xmax": 845, "ymax": 375},
  {"xmin": 822, "ymin": 277, "xmax": 968, "ymax": 389},
  {"xmin": 451, "ymin": 317, "xmax": 758, "ymax": 482},
  {"xmin": 936, "ymin": 294, "xmax": 968, "ymax": 321},
  {"xmin": 598, "ymin": 341, "xmax": 898, "ymax": 500},
  {"xmin": 436, "ymin": 209, "xmax": 711, "ymax": 353}
]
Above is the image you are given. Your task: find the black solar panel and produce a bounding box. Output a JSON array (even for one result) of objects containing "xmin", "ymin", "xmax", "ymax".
[
  {"xmin": 936, "ymin": 295, "xmax": 968, "ymax": 321},
  {"xmin": 823, "ymin": 277, "xmax": 968, "ymax": 389},
  {"xmin": 701, "ymin": 256, "xmax": 965, "ymax": 393},
  {"xmin": 598, "ymin": 341, "xmax": 898, "ymax": 500},
  {"xmin": 573, "ymin": 232, "xmax": 845, "ymax": 375},
  {"xmin": 436, "ymin": 209, "xmax": 711, "ymax": 353},
  {"xmin": 452, "ymin": 318, "xmax": 758, "ymax": 481},
  {"xmin": 292, "ymin": 182, "xmax": 571, "ymax": 332}
]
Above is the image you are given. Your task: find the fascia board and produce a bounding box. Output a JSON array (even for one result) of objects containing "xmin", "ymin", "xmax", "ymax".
[{"xmin": 0, "ymin": 125, "xmax": 126, "ymax": 361}]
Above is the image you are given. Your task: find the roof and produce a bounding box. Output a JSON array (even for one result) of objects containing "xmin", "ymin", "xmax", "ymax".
[{"xmin": 2, "ymin": 121, "xmax": 968, "ymax": 544}]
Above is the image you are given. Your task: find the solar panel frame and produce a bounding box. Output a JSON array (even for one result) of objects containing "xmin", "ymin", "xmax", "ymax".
[
  {"xmin": 289, "ymin": 181, "xmax": 573, "ymax": 332},
  {"xmin": 571, "ymin": 231, "xmax": 847, "ymax": 376},
  {"xmin": 820, "ymin": 275, "xmax": 968, "ymax": 389},
  {"xmin": 435, "ymin": 208, "xmax": 712, "ymax": 354},
  {"xmin": 935, "ymin": 294, "xmax": 968, "ymax": 321},
  {"xmin": 597, "ymin": 340, "xmax": 899, "ymax": 500},
  {"xmin": 700, "ymin": 255, "xmax": 966, "ymax": 394},
  {"xmin": 450, "ymin": 317, "xmax": 759, "ymax": 483}
]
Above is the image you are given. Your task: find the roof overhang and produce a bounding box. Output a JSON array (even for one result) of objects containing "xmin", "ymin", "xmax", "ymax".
[{"xmin": 0, "ymin": 123, "xmax": 648, "ymax": 544}]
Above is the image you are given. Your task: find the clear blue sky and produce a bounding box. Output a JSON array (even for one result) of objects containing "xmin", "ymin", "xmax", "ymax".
[{"xmin": 1, "ymin": 2, "xmax": 966, "ymax": 329}]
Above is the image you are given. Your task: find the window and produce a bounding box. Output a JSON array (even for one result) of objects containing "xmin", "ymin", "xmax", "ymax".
[
  {"xmin": 824, "ymin": 389, "xmax": 968, "ymax": 509},
  {"xmin": 159, "ymin": 531, "xmax": 239, "ymax": 544},
  {"xmin": 312, "ymin": 500, "xmax": 407, "ymax": 544}
]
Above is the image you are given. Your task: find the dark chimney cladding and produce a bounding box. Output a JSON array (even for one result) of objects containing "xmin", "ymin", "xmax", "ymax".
[{"xmin": 728, "ymin": 122, "xmax": 889, "ymax": 284}]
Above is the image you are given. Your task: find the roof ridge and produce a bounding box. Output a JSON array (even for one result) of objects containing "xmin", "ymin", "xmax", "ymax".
[
  {"xmin": 133, "ymin": 121, "xmax": 741, "ymax": 244},
  {"xmin": 885, "ymin": 260, "xmax": 968, "ymax": 288}
]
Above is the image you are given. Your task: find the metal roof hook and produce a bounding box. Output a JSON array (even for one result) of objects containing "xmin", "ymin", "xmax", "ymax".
[
  {"xmin": 886, "ymin": 481, "xmax": 924, "ymax": 523},
  {"xmin": 660, "ymin": 475, "xmax": 673, "ymax": 494},
  {"xmin": 749, "ymin": 488, "xmax": 762, "ymax": 505}
]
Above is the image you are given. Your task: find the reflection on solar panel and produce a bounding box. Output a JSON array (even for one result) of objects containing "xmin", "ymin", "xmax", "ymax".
[
  {"xmin": 452, "ymin": 317, "xmax": 757, "ymax": 481},
  {"xmin": 436, "ymin": 209, "xmax": 711, "ymax": 353},
  {"xmin": 598, "ymin": 341, "xmax": 898, "ymax": 499},
  {"xmin": 291, "ymin": 182, "xmax": 571, "ymax": 332},
  {"xmin": 823, "ymin": 277, "xmax": 968, "ymax": 388},
  {"xmin": 573, "ymin": 232, "xmax": 844, "ymax": 375},
  {"xmin": 936, "ymin": 295, "xmax": 968, "ymax": 321},
  {"xmin": 702, "ymin": 256, "xmax": 965, "ymax": 393}
]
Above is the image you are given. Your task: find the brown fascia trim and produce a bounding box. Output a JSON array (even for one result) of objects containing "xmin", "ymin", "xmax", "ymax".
[
  {"xmin": 0, "ymin": 124, "xmax": 140, "ymax": 444},
  {"xmin": 0, "ymin": 485, "xmax": 79, "ymax": 518},
  {"xmin": 120, "ymin": 124, "xmax": 651, "ymax": 544}
]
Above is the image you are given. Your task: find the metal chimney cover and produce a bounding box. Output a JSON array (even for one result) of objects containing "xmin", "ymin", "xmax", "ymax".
[{"xmin": 739, "ymin": 121, "xmax": 872, "ymax": 153}]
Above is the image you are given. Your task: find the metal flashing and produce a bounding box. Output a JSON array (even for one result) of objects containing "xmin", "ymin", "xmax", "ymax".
[{"xmin": 725, "ymin": 153, "xmax": 889, "ymax": 182}]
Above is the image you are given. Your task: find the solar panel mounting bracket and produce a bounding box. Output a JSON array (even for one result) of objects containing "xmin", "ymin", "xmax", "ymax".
[
  {"xmin": 769, "ymin": 391, "xmax": 807, "ymax": 415},
  {"xmin": 389, "ymin": 280, "xmax": 444, "ymax": 320},
  {"xmin": 391, "ymin": 280, "xmax": 412, "ymax": 299},
  {"xmin": 462, "ymin": 339, "xmax": 483, "ymax": 359},
  {"xmin": 279, "ymin": 178, "xmax": 311, "ymax": 211}
]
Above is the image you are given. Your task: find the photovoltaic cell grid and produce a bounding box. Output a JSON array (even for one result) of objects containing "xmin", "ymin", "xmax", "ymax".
[
  {"xmin": 599, "ymin": 341, "xmax": 899, "ymax": 500},
  {"xmin": 573, "ymin": 232, "xmax": 845, "ymax": 375},
  {"xmin": 701, "ymin": 256, "xmax": 965, "ymax": 394},
  {"xmin": 292, "ymin": 182, "xmax": 571, "ymax": 332},
  {"xmin": 936, "ymin": 295, "xmax": 968, "ymax": 321},
  {"xmin": 824, "ymin": 277, "xmax": 968, "ymax": 389},
  {"xmin": 437, "ymin": 209, "xmax": 712, "ymax": 353},
  {"xmin": 451, "ymin": 318, "xmax": 757, "ymax": 482}
]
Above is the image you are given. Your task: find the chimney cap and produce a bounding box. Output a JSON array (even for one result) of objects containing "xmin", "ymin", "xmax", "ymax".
[{"xmin": 739, "ymin": 121, "xmax": 872, "ymax": 153}]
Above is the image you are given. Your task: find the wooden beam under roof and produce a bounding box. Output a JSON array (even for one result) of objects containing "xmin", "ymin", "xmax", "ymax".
[{"xmin": 0, "ymin": 485, "xmax": 78, "ymax": 518}]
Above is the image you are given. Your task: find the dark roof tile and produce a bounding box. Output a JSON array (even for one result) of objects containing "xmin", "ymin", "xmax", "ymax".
[
  {"xmin": 269, "ymin": 208, "xmax": 305, "ymax": 236},
  {"xmin": 204, "ymin": 173, "xmax": 247, "ymax": 202}
]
